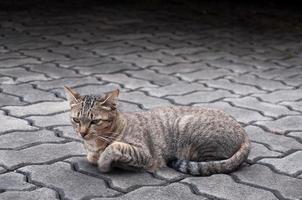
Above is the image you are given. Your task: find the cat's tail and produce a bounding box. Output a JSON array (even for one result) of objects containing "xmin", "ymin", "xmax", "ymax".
[{"xmin": 168, "ymin": 136, "xmax": 250, "ymax": 176}]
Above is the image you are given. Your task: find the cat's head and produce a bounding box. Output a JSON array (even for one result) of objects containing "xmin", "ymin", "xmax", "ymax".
[{"xmin": 64, "ymin": 86, "xmax": 120, "ymax": 141}]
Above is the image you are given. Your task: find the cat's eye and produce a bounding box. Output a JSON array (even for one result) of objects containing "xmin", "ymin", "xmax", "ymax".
[
  {"xmin": 91, "ymin": 119, "xmax": 102, "ymax": 125},
  {"xmin": 73, "ymin": 118, "xmax": 80, "ymax": 123}
]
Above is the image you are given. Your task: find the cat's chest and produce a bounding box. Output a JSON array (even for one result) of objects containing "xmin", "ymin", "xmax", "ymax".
[{"xmin": 84, "ymin": 139, "xmax": 104, "ymax": 152}]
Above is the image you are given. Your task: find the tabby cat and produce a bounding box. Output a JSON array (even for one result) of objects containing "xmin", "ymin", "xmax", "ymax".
[{"xmin": 64, "ymin": 86, "xmax": 250, "ymax": 175}]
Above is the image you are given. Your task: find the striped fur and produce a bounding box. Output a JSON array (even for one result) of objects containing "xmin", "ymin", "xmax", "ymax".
[
  {"xmin": 64, "ymin": 86, "xmax": 251, "ymax": 176},
  {"xmin": 168, "ymin": 136, "xmax": 250, "ymax": 175}
]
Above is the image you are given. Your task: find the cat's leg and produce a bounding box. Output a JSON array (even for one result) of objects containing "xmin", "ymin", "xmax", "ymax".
[
  {"xmin": 86, "ymin": 151, "xmax": 99, "ymax": 165},
  {"xmin": 97, "ymin": 142, "xmax": 152, "ymax": 172}
]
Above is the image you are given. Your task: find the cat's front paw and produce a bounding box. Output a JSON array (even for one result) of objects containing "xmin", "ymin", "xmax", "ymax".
[
  {"xmin": 98, "ymin": 162, "xmax": 112, "ymax": 173},
  {"xmin": 86, "ymin": 153, "xmax": 99, "ymax": 165}
]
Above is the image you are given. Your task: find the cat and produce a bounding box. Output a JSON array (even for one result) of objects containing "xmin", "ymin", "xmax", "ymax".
[{"xmin": 64, "ymin": 86, "xmax": 250, "ymax": 176}]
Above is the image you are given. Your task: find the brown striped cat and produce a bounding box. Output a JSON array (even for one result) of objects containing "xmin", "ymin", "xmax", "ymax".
[{"xmin": 64, "ymin": 86, "xmax": 250, "ymax": 176}]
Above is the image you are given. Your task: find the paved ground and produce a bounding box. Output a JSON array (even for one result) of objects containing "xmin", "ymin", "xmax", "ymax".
[{"xmin": 0, "ymin": 1, "xmax": 302, "ymax": 200}]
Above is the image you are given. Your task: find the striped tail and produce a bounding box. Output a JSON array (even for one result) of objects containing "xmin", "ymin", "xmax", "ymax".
[{"xmin": 168, "ymin": 136, "xmax": 250, "ymax": 176}]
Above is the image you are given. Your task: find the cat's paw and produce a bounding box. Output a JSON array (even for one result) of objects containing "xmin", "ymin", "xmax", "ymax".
[
  {"xmin": 86, "ymin": 153, "xmax": 98, "ymax": 165},
  {"xmin": 98, "ymin": 163, "xmax": 112, "ymax": 173}
]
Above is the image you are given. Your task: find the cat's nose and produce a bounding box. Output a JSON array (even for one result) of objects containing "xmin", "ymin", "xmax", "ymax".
[{"xmin": 79, "ymin": 131, "xmax": 88, "ymax": 138}]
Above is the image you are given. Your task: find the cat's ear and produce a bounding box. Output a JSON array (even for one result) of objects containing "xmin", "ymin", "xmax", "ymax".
[
  {"xmin": 98, "ymin": 89, "xmax": 119, "ymax": 110},
  {"xmin": 63, "ymin": 86, "xmax": 81, "ymax": 107}
]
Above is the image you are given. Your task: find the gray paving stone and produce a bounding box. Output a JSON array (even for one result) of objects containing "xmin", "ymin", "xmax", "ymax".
[
  {"xmin": 112, "ymin": 54, "xmax": 164, "ymax": 68},
  {"xmin": 95, "ymin": 46, "xmax": 145, "ymax": 56},
  {"xmin": 32, "ymin": 76, "xmax": 101, "ymax": 90},
  {"xmin": 182, "ymin": 174, "xmax": 277, "ymax": 200},
  {"xmin": 203, "ymin": 79, "xmax": 265, "ymax": 95},
  {"xmin": 142, "ymin": 82, "xmax": 213, "ymax": 97},
  {"xmin": 275, "ymin": 74, "xmax": 302, "ymax": 87},
  {"xmin": 1, "ymin": 84, "xmax": 60, "ymax": 103},
  {"xmin": 0, "ymin": 110, "xmax": 36, "ymax": 133},
  {"xmin": 0, "ymin": 67, "xmax": 49, "ymax": 83},
  {"xmin": 74, "ymin": 62, "xmax": 138, "ymax": 75},
  {"xmin": 0, "ymin": 166, "xmax": 6, "ymax": 174},
  {"xmin": 260, "ymin": 151, "xmax": 302, "ymax": 175},
  {"xmin": 93, "ymin": 183, "xmax": 206, "ymax": 200},
  {"xmin": 281, "ymin": 101, "xmax": 302, "ymax": 112},
  {"xmin": 25, "ymin": 63, "xmax": 79, "ymax": 79},
  {"xmin": 125, "ymin": 69, "xmax": 179, "ymax": 86},
  {"xmin": 152, "ymin": 62, "xmax": 211, "ymax": 75},
  {"xmin": 0, "ymin": 188, "xmax": 58, "ymax": 200},
  {"xmin": 245, "ymin": 126, "xmax": 302, "ymax": 152},
  {"xmin": 119, "ymin": 101, "xmax": 143, "ymax": 112},
  {"xmin": 58, "ymin": 57, "xmax": 114, "ymax": 68},
  {"xmin": 194, "ymin": 102, "xmax": 269, "ymax": 124},
  {"xmin": 21, "ymin": 49, "xmax": 69, "ymax": 62},
  {"xmin": 67, "ymin": 157, "xmax": 165, "ymax": 192},
  {"xmin": 248, "ymin": 142, "xmax": 282, "ymax": 162},
  {"xmin": 49, "ymin": 46, "xmax": 97, "ymax": 59},
  {"xmin": 253, "ymin": 89, "xmax": 302, "ymax": 103},
  {"xmin": 288, "ymin": 132, "xmax": 302, "ymax": 140},
  {"xmin": 224, "ymin": 96, "xmax": 298, "ymax": 118},
  {"xmin": 167, "ymin": 90, "xmax": 238, "ymax": 105},
  {"xmin": 138, "ymin": 51, "xmax": 187, "ymax": 65},
  {"xmin": 177, "ymin": 68, "xmax": 233, "ymax": 81},
  {"xmin": 154, "ymin": 167, "xmax": 187, "ymax": 181},
  {"xmin": 27, "ymin": 112, "xmax": 70, "ymax": 127},
  {"xmin": 3, "ymin": 101, "xmax": 68, "ymax": 117},
  {"xmin": 183, "ymin": 51, "xmax": 234, "ymax": 62},
  {"xmin": 227, "ymin": 74, "xmax": 292, "ymax": 91},
  {"xmin": 0, "ymin": 142, "xmax": 85, "ymax": 169},
  {"xmin": 207, "ymin": 59, "xmax": 255, "ymax": 73},
  {"xmin": 0, "ymin": 58, "xmax": 41, "ymax": 68},
  {"xmin": 0, "ymin": 76, "xmax": 15, "ymax": 84},
  {"xmin": 0, "ymin": 93, "xmax": 26, "ymax": 107},
  {"xmin": 19, "ymin": 162, "xmax": 119, "ymax": 199},
  {"xmin": 254, "ymin": 66, "xmax": 302, "ymax": 80},
  {"xmin": 234, "ymin": 164, "xmax": 302, "ymax": 200},
  {"xmin": 95, "ymin": 73, "xmax": 156, "ymax": 89},
  {"xmin": 0, "ymin": 129, "xmax": 65, "ymax": 149},
  {"xmin": 53, "ymin": 126, "xmax": 79, "ymax": 140},
  {"xmin": 119, "ymin": 91, "xmax": 171, "ymax": 109},
  {"xmin": 0, "ymin": 172, "xmax": 35, "ymax": 190},
  {"xmin": 256, "ymin": 116, "xmax": 302, "ymax": 133}
]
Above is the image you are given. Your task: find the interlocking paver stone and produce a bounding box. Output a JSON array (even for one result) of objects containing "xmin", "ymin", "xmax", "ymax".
[
  {"xmin": 256, "ymin": 116, "xmax": 302, "ymax": 133},
  {"xmin": 0, "ymin": 188, "xmax": 58, "ymax": 200},
  {"xmin": 253, "ymin": 89, "xmax": 302, "ymax": 103},
  {"xmin": 0, "ymin": 93, "xmax": 26, "ymax": 107},
  {"xmin": 245, "ymin": 126, "xmax": 302, "ymax": 152},
  {"xmin": 203, "ymin": 79, "xmax": 265, "ymax": 95},
  {"xmin": 74, "ymin": 62, "xmax": 137, "ymax": 75},
  {"xmin": 67, "ymin": 157, "xmax": 165, "ymax": 192},
  {"xmin": 119, "ymin": 91, "xmax": 171, "ymax": 109},
  {"xmin": 168, "ymin": 90, "xmax": 238, "ymax": 105},
  {"xmin": 0, "ymin": 58, "xmax": 41, "ymax": 68},
  {"xmin": 248, "ymin": 142, "xmax": 282, "ymax": 162},
  {"xmin": 0, "ymin": 142, "xmax": 85, "ymax": 169},
  {"xmin": 0, "ymin": 110, "xmax": 36, "ymax": 133},
  {"xmin": 0, "ymin": 130, "xmax": 65, "ymax": 149},
  {"xmin": 0, "ymin": 172, "xmax": 35, "ymax": 190},
  {"xmin": 27, "ymin": 112, "xmax": 70, "ymax": 127},
  {"xmin": 224, "ymin": 96, "xmax": 298, "ymax": 118},
  {"xmin": 260, "ymin": 151, "xmax": 302, "ymax": 175},
  {"xmin": 93, "ymin": 183, "xmax": 206, "ymax": 200},
  {"xmin": 3, "ymin": 101, "xmax": 68, "ymax": 117},
  {"xmin": 142, "ymin": 82, "xmax": 213, "ymax": 97},
  {"xmin": 32, "ymin": 76, "xmax": 102, "ymax": 90},
  {"xmin": 19, "ymin": 162, "xmax": 119, "ymax": 199},
  {"xmin": 0, "ymin": 84, "xmax": 60, "ymax": 103},
  {"xmin": 125, "ymin": 69, "xmax": 179, "ymax": 86},
  {"xmin": 234, "ymin": 164, "xmax": 302, "ymax": 200},
  {"xmin": 152, "ymin": 62, "xmax": 210, "ymax": 74},
  {"xmin": 95, "ymin": 73, "xmax": 156, "ymax": 89},
  {"xmin": 177, "ymin": 68, "xmax": 233, "ymax": 81},
  {"xmin": 182, "ymin": 174, "xmax": 278, "ymax": 200},
  {"xmin": 0, "ymin": 67, "xmax": 49, "ymax": 83}
]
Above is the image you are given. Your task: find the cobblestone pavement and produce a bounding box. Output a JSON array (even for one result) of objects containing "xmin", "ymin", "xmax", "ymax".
[{"xmin": 0, "ymin": 1, "xmax": 302, "ymax": 200}]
